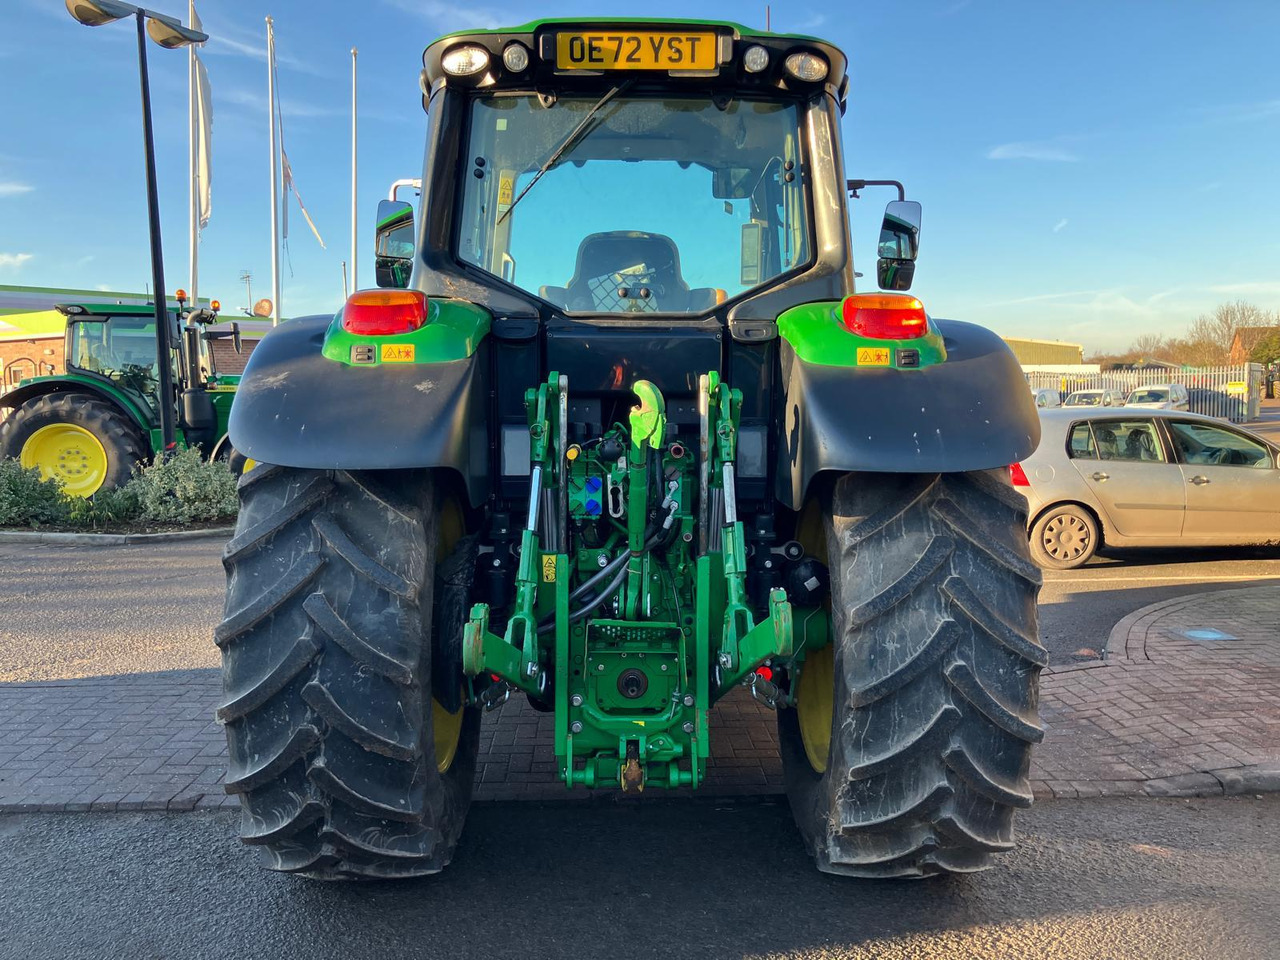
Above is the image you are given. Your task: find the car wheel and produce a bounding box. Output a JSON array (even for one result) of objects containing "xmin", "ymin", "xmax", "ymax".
[{"xmin": 1029, "ymin": 505, "xmax": 1099, "ymax": 569}]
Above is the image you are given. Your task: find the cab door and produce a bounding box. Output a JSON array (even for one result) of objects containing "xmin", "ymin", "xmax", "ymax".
[
  {"xmin": 1066, "ymin": 418, "xmax": 1185, "ymax": 540},
  {"xmin": 1166, "ymin": 419, "xmax": 1280, "ymax": 541}
]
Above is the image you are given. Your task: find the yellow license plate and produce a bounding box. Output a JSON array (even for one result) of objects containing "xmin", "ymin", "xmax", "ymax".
[{"xmin": 556, "ymin": 31, "xmax": 716, "ymax": 71}]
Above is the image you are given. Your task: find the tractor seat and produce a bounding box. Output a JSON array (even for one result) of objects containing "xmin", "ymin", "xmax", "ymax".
[{"xmin": 547, "ymin": 231, "xmax": 717, "ymax": 314}]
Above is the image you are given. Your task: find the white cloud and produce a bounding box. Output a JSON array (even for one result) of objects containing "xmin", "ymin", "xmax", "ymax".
[
  {"xmin": 986, "ymin": 141, "xmax": 1080, "ymax": 162},
  {"xmin": 1194, "ymin": 99, "xmax": 1280, "ymax": 125},
  {"xmin": 0, "ymin": 181, "xmax": 33, "ymax": 197},
  {"xmin": 379, "ymin": 0, "xmax": 508, "ymax": 30},
  {"xmin": 202, "ymin": 25, "xmax": 330, "ymax": 77},
  {"xmin": 1052, "ymin": 218, "xmax": 1068, "ymax": 233},
  {"xmin": 1208, "ymin": 281, "xmax": 1280, "ymax": 297},
  {"xmin": 219, "ymin": 88, "xmax": 338, "ymax": 119},
  {"xmin": 0, "ymin": 253, "xmax": 34, "ymax": 269}
]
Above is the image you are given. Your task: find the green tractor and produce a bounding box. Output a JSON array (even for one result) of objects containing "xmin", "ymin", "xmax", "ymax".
[
  {"xmin": 0, "ymin": 298, "xmax": 246, "ymax": 496},
  {"xmin": 220, "ymin": 19, "xmax": 1044, "ymax": 880}
]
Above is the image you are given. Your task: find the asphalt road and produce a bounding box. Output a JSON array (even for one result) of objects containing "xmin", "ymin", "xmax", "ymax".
[{"xmin": 2, "ymin": 796, "xmax": 1277, "ymax": 960}]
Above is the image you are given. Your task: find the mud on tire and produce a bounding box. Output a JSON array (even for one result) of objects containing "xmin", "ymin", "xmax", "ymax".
[
  {"xmin": 217, "ymin": 465, "xmax": 480, "ymax": 879},
  {"xmin": 780, "ymin": 470, "xmax": 1045, "ymax": 878}
]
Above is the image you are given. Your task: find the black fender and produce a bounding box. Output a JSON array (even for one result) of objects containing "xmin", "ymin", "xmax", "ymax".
[
  {"xmin": 228, "ymin": 315, "xmax": 490, "ymax": 506},
  {"xmin": 777, "ymin": 318, "xmax": 1040, "ymax": 509}
]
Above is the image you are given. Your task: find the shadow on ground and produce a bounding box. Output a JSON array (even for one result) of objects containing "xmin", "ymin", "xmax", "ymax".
[{"xmin": 3, "ymin": 796, "xmax": 1279, "ymax": 959}]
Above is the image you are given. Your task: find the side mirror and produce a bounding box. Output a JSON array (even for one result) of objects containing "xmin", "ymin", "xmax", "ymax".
[
  {"xmin": 375, "ymin": 199, "xmax": 414, "ymax": 289},
  {"xmin": 876, "ymin": 199, "xmax": 922, "ymax": 292},
  {"xmin": 231, "ymin": 321, "xmax": 243, "ymax": 355}
]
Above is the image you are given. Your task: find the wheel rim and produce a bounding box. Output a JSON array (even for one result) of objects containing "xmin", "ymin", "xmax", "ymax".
[
  {"xmin": 432, "ymin": 494, "xmax": 467, "ymax": 774},
  {"xmin": 242, "ymin": 456, "xmax": 258, "ymax": 473},
  {"xmin": 1042, "ymin": 514, "xmax": 1091, "ymax": 561},
  {"xmin": 433, "ymin": 696, "xmax": 463, "ymax": 773},
  {"xmin": 796, "ymin": 643, "xmax": 834, "ymax": 774},
  {"xmin": 19, "ymin": 423, "xmax": 109, "ymax": 497}
]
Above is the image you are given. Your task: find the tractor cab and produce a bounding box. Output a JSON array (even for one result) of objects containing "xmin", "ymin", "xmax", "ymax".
[
  {"xmin": 0, "ymin": 298, "xmax": 242, "ymax": 496},
  {"xmin": 61, "ymin": 304, "xmax": 174, "ymax": 418}
]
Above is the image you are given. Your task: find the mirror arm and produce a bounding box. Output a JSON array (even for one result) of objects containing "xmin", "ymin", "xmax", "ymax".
[{"xmin": 847, "ymin": 179, "xmax": 905, "ymax": 201}]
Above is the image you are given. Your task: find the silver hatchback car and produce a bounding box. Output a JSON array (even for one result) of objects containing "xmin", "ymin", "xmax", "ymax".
[{"xmin": 1013, "ymin": 408, "xmax": 1280, "ymax": 568}]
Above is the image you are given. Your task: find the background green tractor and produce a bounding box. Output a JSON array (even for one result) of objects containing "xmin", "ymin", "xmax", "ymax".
[
  {"xmin": 0, "ymin": 299, "xmax": 246, "ymax": 496},
  {"xmin": 221, "ymin": 19, "xmax": 1044, "ymax": 881}
]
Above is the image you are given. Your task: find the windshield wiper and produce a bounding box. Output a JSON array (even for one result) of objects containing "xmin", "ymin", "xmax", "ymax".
[{"xmin": 498, "ymin": 81, "xmax": 633, "ymax": 226}]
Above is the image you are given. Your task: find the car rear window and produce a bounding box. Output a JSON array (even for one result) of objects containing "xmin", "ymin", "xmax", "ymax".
[
  {"xmin": 1068, "ymin": 420, "xmax": 1165, "ymax": 462},
  {"xmin": 1068, "ymin": 423, "xmax": 1096, "ymax": 458}
]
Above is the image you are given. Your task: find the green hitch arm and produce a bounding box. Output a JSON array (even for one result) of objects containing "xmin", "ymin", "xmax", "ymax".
[
  {"xmin": 624, "ymin": 380, "xmax": 666, "ymax": 619},
  {"xmin": 716, "ymin": 588, "xmax": 794, "ymax": 692}
]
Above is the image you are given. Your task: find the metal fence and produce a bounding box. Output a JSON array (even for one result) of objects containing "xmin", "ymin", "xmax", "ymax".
[{"xmin": 1024, "ymin": 364, "xmax": 1263, "ymax": 423}]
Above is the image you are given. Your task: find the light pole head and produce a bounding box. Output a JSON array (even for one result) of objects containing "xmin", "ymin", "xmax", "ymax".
[
  {"xmin": 65, "ymin": 0, "xmax": 138, "ymax": 27},
  {"xmin": 145, "ymin": 12, "xmax": 207, "ymax": 48}
]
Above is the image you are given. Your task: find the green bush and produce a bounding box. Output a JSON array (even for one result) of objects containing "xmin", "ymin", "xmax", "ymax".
[
  {"xmin": 0, "ymin": 448, "xmax": 238, "ymax": 529},
  {"xmin": 127, "ymin": 447, "xmax": 238, "ymax": 524},
  {"xmin": 0, "ymin": 459, "xmax": 70, "ymax": 527}
]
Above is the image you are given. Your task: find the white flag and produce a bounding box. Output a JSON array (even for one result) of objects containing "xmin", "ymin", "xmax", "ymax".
[
  {"xmin": 281, "ymin": 148, "xmax": 326, "ymax": 249},
  {"xmin": 194, "ymin": 50, "xmax": 213, "ymax": 229}
]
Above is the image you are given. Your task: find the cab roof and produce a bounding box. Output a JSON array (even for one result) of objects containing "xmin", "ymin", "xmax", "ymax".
[{"xmin": 54, "ymin": 303, "xmax": 164, "ymax": 318}]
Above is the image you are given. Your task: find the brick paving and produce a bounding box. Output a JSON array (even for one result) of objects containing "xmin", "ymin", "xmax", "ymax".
[
  {"xmin": 1, "ymin": 586, "xmax": 1277, "ymax": 812},
  {"xmin": 1029, "ymin": 584, "xmax": 1280, "ymax": 799}
]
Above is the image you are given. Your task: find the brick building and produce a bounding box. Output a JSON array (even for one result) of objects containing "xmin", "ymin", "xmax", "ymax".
[{"xmin": 1, "ymin": 284, "xmax": 266, "ymax": 391}]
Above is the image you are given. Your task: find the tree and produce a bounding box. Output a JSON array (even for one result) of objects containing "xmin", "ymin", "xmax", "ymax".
[
  {"xmin": 1187, "ymin": 300, "xmax": 1277, "ymax": 364},
  {"xmin": 1250, "ymin": 328, "xmax": 1280, "ymax": 365}
]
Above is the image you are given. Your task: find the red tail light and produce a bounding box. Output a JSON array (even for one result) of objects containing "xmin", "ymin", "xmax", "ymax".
[
  {"xmin": 340, "ymin": 289, "xmax": 428, "ymax": 336},
  {"xmin": 1009, "ymin": 463, "xmax": 1030, "ymax": 487},
  {"xmin": 841, "ymin": 294, "xmax": 928, "ymax": 340}
]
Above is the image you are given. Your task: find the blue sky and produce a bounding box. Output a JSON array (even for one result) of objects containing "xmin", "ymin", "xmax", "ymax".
[{"xmin": 1, "ymin": 0, "xmax": 1277, "ymax": 351}]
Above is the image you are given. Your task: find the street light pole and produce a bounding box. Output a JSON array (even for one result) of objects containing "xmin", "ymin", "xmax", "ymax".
[
  {"xmin": 66, "ymin": 0, "xmax": 206, "ymax": 456},
  {"xmin": 134, "ymin": 9, "xmax": 177, "ymax": 455}
]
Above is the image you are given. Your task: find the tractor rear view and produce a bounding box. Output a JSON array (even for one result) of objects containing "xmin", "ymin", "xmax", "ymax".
[{"xmin": 220, "ymin": 19, "xmax": 1044, "ymax": 880}]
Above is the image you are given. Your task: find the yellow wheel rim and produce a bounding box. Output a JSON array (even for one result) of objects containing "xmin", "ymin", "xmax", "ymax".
[
  {"xmin": 796, "ymin": 643, "xmax": 834, "ymax": 774},
  {"xmin": 433, "ymin": 696, "xmax": 464, "ymax": 773},
  {"xmin": 242, "ymin": 456, "xmax": 257, "ymax": 473},
  {"xmin": 19, "ymin": 423, "xmax": 109, "ymax": 497},
  {"xmin": 793, "ymin": 495, "xmax": 833, "ymax": 774},
  {"xmin": 432, "ymin": 494, "xmax": 467, "ymax": 774}
]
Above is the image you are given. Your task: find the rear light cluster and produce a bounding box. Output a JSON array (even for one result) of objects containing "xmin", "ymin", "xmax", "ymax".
[
  {"xmin": 1009, "ymin": 463, "xmax": 1030, "ymax": 487},
  {"xmin": 841, "ymin": 294, "xmax": 928, "ymax": 340},
  {"xmin": 340, "ymin": 289, "xmax": 428, "ymax": 336}
]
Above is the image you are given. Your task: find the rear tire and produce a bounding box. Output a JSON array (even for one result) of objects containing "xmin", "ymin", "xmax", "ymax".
[
  {"xmin": 1029, "ymin": 504, "xmax": 1099, "ymax": 569},
  {"xmin": 218, "ymin": 466, "xmax": 480, "ymax": 879},
  {"xmin": 780, "ymin": 471, "xmax": 1045, "ymax": 878},
  {"xmin": 0, "ymin": 392, "xmax": 145, "ymax": 496}
]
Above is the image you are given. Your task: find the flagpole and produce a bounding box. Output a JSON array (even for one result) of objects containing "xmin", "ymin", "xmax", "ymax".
[
  {"xmin": 267, "ymin": 17, "xmax": 281, "ymax": 326},
  {"xmin": 187, "ymin": 0, "xmax": 198, "ymax": 305},
  {"xmin": 350, "ymin": 47, "xmax": 357, "ymax": 293}
]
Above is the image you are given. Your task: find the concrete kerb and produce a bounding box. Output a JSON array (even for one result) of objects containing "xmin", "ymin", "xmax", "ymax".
[{"xmin": 0, "ymin": 527, "xmax": 234, "ymax": 547}]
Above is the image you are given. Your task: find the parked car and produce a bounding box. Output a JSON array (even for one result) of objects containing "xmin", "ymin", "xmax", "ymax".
[
  {"xmin": 1064, "ymin": 388, "xmax": 1121, "ymax": 407},
  {"xmin": 1031, "ymin": 387, "xmax": 1062, "ymax": 408},
  {"xmin": 1012, "ymin": 408, "xmax": 1280, "ymax": 568},
  {"xmin": 1124, "ymin": 383, "xmax": 1189, "ymax": 410}
]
